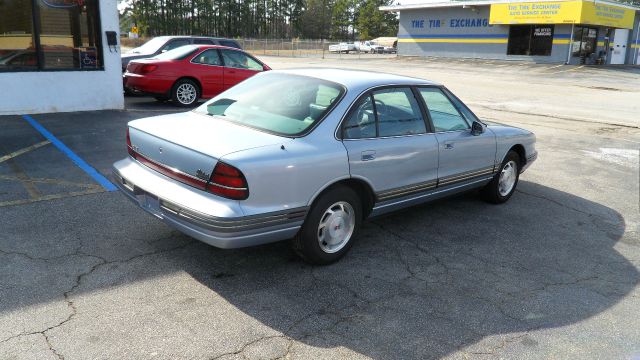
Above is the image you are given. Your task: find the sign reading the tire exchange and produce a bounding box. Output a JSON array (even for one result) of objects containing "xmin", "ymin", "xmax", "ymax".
[{"xmin": 489, "ymin": 0, "xmax": 636, "ymax": 29}]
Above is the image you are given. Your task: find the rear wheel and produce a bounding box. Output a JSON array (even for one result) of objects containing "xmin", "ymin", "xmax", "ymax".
[
  {"xmin": 171, "ymin": 79, "xmax": 200, "ymax": 107},
  {"xmin": 292, "ymin": 186, "xmax": 362, "ymax": 265},
  {"xmin": 482, "ymin": 150, "xmax": 521, "ymax": 203}
]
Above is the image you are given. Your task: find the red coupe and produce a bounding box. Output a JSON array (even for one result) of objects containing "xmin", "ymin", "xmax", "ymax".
[{"xmin": 123, "ymin": 45, "xmax": 271, "ymax": 106}]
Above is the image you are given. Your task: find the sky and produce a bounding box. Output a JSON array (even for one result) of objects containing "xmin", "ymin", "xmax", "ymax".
[{"xmin": 117, "ymin": 0, "xmax": 131, "ymax": 13}]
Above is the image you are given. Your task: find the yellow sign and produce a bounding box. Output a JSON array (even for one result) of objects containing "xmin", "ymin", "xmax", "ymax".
[
  {"xmin": 489, "ymin": 1, "xmax": 636, "ymax": 29},
  {"xmin": 131, "ymin": 26, "xmax": 138, "ymax": 34},
  {"xmin": 580, "ymin": 2, "xmax": 635, "ymax": 29}
]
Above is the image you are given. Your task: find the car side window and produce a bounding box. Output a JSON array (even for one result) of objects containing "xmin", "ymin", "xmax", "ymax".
[
  {"xmin": 343, "ymin": 96, "xmax": 376, "ymax": 139},
  {"xmin": 220, "ymin": 49, "xmax": 263, "ymax": 71},
  {"xmin": 419, "ymin": 88, "xmax": 469, "ymax": 132},
  {"xmin": 194, "ymin": 39, "xmax": 214, "ymax": 45},
  {"xmin": 444, "ymin": 88, "xmax": 480, "ymax": 123},
  {"xmin": 161, "ymin": 39, "xmax": 190, "ymax": 52},
  {"xmin": 372, "ymin": 88, "xmax": 426, "ymax": 137},
  {"xmin": 192, "ymin": 49, "xmax": 222, "ymax": 66}
]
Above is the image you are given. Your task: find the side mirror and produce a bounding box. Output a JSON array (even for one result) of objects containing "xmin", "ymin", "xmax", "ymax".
[{"xmin": 471, "ymin": 121, "xmax": 485, "ymax": 136}]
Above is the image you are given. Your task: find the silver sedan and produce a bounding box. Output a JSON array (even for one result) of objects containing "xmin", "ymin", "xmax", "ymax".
[{"xmin": 112, "ymin": 69, "xmax": 537, "ymax": 264}]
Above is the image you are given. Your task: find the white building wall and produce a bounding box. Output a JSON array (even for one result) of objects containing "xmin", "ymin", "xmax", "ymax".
[{"xmin": 0, "ymin": 0, "xmax": 124, "ymax": 115}]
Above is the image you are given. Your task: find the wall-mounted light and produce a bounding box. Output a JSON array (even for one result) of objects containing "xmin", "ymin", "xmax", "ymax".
[{"xmin": 462, "ymin": 4, "xmax": 479, "ymax": 12}]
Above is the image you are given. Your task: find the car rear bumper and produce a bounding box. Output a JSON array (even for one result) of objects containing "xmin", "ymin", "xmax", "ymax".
[
  {"xmin": 112, "ymin": 157, "xmax": 306, "ymax": 249},
  {"xmin": 123, "ymin": 73, "xmax": 174, "ymax": 95}
]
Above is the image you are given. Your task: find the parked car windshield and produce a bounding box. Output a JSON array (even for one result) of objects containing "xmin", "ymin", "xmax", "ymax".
[
  {"xmin": 150, "ymin": 45, "xmax": 199, "ymax": 60},
  {"xmin": 195, "ymin": 73, "xmax": 344, "ymax": 136},
  {"xmin": 128, "ymin": 37, "xmax": 167, "ymax": 54}
]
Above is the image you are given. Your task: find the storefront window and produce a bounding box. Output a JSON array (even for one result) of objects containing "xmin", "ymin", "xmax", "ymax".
[
  {"xmin": 0, "ymin": 0, "xmax": 37, "ymax": 71},
  {"xmin": 507, "ymin": 25, "xmax": 554, "ymax": 56},
  {"xmin": 571, "ymin": 27, "xmax": 598, "ymax": 58},
  {"xmin": 0, "ymin": 0, "xmax": 102, "ymax": 72}
]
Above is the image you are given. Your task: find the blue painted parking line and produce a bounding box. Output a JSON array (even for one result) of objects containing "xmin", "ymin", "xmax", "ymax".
[{"xmin": 22, "ymin": 114, "xmax": 117, "ymax": 192}]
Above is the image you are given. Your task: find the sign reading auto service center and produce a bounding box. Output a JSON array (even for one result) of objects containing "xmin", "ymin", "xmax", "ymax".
[{"xmin": 489, "ymin": 0, "xmax": 636, "ymax": 29}]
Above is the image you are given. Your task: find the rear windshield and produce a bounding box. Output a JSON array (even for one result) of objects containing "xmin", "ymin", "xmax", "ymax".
[
  {"xmin": 151, "ymin": 45, "xmax": 198, "ymax": 60},
  {"xmin": 129, "ymin": 37, "xmax": 167, "ymax": 54},
  {"xmin": 194, "ymin": 73, "xmax": 344, "ymax": 136}
]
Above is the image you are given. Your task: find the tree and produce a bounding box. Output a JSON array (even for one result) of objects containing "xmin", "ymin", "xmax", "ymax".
[
  {"xmin": 118, "ymin": 0, "xmax": 398, "ymax": 39},
  {"xmin": 356, "ymin": 0, "xmax": 397, "ymax": 40}
]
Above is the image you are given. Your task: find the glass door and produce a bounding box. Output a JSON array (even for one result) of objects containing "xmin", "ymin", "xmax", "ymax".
[{"xmin": 572, "ymin": 26, "xmax": 598, "ymax": 63}]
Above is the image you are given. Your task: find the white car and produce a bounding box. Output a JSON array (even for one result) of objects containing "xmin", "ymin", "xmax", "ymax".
[
  {"xmin": 354, "ymin": 41, "xmax": 378, "ymax": 53},
  {"xmin": 329, "ymin": 43, "xmax": 356, "ymax": 53}
]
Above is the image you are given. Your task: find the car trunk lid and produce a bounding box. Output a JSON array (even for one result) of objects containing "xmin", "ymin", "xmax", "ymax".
[{"xmin": 127, "ymin": 111, "xmax": 289, "ymax": 189}]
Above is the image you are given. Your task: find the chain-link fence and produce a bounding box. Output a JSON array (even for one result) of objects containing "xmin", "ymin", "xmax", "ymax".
[
  {"xmin": 120, "ymin": 36, "xmax": 397, "ymax": 59},
  {"xmin": 239, "ymin": 39, "xmax": 397, "ymax": 59}
]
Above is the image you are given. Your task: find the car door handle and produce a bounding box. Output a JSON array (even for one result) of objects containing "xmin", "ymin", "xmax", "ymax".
[
  {"xmin": 361, "ymin": 150, "xmax": 376, "ymax": 161},
  {"xmin": 444, "ymin": 142, "xmax": 454, "ymax": 150}
]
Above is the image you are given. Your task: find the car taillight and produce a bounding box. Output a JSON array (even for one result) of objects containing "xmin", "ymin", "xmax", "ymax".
[
  {"xmin": 140, "ymin": 64, "xmax": 158, "ymax": 74},
  {"xmin": 126, "ymin": 127, "xmax": 136, "ymax": 158},
  {"xmin": 206, "ymin": 162, "xmax": 249, "ymax": 200}
]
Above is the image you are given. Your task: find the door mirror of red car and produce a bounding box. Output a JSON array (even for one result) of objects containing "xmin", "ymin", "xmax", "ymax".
[{"xmin": 262, "ymin": 64, "xmax": 271, "ymax": 71}]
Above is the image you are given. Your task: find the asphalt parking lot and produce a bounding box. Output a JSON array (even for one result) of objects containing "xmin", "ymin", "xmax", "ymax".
[{"xmin": 1, "ymin": 58, "xmax": 639, "ymax": 359}]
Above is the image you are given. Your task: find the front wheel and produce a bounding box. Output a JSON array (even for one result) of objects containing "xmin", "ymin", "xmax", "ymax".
[
  {"xmin": 482, "ymin": 150, "xmax": 521, "ymax": 204},
  {"xmin": 291, "ymin": 186, "xmax": 362, "ymax": 265},
  {"xmin": 171, "ymin": 79, "xmax": 200, "ymax": 107}
]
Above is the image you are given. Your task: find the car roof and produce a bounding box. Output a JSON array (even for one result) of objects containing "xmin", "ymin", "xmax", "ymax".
[
  {"xmin": 154, "ymin": 35, "xmax": 238, "ymax": 41},
  {"xmin": 183, "ymin": 44, "xmax": 246, "ymax": 52},
  {"xmin": 276, "ymin": 68, "xmax": 441, "ymax": 88}
]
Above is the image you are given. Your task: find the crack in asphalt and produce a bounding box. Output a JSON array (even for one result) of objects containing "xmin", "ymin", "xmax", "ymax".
[
  {"xmin": 209, "ymin": 335, "xmax": 289, "ymax": 360},
  {"xmin": 0, "ymin": 239, "xmax": 195, "ymax": 358}
]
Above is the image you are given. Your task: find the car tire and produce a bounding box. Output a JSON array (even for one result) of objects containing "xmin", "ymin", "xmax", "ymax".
[
  {"xmin": 171, "ymin": 78, "xmax": 200, "ymax": 107},
  {"xmin": 482, "ymin": 150, "xmax": 521, "ymax": 204},
  {"xmin": 291, "ymin": 185, "xmax": 362, "ymax": 265}
]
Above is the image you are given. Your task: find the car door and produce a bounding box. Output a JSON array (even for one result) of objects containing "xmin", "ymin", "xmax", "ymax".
[
  {"xmin": 341, "ymin": 87, "xmax": 439, "ymax": 201},
  {"xmin": 189, "ymin": 49, "xmax": 224, "ymax": 98},
  {"xmin": 219, "ymin": 49, "xmax": 264, "ymax": 90},
  {"xmin": 417, "ymin": 86, "xmax": 496, "ymax": 187}
]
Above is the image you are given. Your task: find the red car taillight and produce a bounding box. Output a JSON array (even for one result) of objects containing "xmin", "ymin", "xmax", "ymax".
[
  {"xmin": 126, "ymin": 127, "xmax": 136, "ymax": 158},
  {"xmin": 139, "ymin": 64, "xmax": 158, "ymax": 74},
  {"xmin": 206, "ymin": 162, "xmax": 249, "ymax": 200}
]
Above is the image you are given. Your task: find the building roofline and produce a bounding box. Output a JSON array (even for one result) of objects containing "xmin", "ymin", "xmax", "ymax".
[{"xmin": 380, "ymin": 0, "xmax": 640, "ymax": 12}]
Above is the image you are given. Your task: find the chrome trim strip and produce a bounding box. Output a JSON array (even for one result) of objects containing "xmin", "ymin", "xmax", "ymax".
[
  {"xmin": 133, "ymin": 151, "xmax": 208, "ymax": 184},
  {"xmin": 207, "ymin": 182, "xmax": 248, "ymax": 191},
  {"xmin": 376, "ymin": 180, "xmax": 437, "ymax": 201},
  {"xmin": 112, "ymin": 170, "xmax": 307, "ymax": 233},
  {"xmin": 160, "ymin": 200, "xmax": 307, "ymax": 232},
  {"xmin": 372, "ymin": 176, "xmax": 493, "ymax": 212},
  {"xmin": 438, "ymin": 167, "xmax": 494, "ymax": 186}
]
